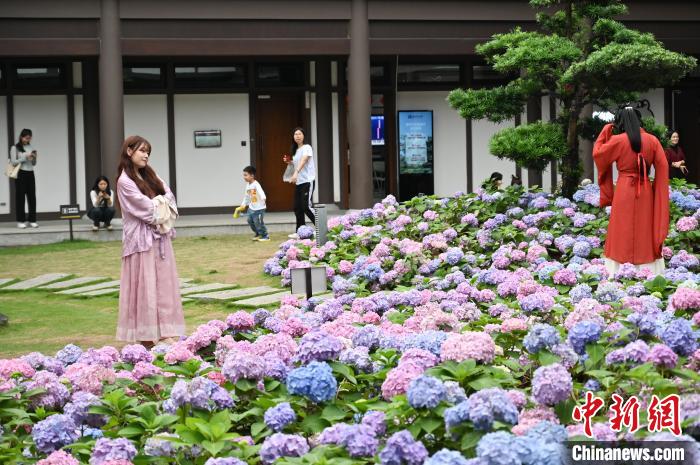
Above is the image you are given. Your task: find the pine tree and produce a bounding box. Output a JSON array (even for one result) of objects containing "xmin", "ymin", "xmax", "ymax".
[{"xmin": 448, "ymin": 0, "xmax": 696, "ymax": 197}]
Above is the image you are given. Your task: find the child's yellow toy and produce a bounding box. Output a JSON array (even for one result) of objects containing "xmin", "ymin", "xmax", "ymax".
[{"xmin": 233, "ymin": 206, "xmax": 245, "ymax": 218}]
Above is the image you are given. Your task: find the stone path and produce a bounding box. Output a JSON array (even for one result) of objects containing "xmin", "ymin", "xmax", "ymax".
[
  {"xmin": 39, "ymin": 276, "xmax": 107, "ymax": 290},
  {"xmin": 186, "ymin": 286, "xmax": 279, "ymax": 301},
  {"xmin": 0, "ymin": 273, "xmax": 324, "ymax": 308},
  {"xmin": 3, "ymin": 273, "xmax": 71, "ymax": 290},
  {"xmin": 58, "ymin": 280, "xmax": 121, "ymax": 295}
]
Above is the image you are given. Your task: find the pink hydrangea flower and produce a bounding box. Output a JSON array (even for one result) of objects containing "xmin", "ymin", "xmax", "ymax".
[
  {"xmin": 164, "ymin": 342, "xmax": 197, "ymax": 365},
  {"xmin": 0, "ymin": 359, "xmax": 35, "ymax": 380},
  {"xmin": 512, "ymin": 406, "xmax": 559, "ymax": 435},
  {"xmin": 381, "ymin": 361, "xmax": 424, "ymax": 400},
  {"xmin": 440, "ymin": 332, "xmax": 496, "ymax": 363},
  {"xmin": 36, "ymin": 450, "xmax": 80, "ymax": 465},
  {"xmin": 670, "ymin": 287, "xmax": 700, "ymax": 311},
  {"xmin": 227, "ymin": 311, "xmax": 255, "ymax": 331},
  {"xmin": 676, "ymin": 216, "xmax": 698, "ymax": 232},
  {"xmin": 338, "ymin": 260, "xmax": 354, "ymax": 274},
  {"xmin": 501, "ymin": 318, "xmax": 528, "ymax": 332}
]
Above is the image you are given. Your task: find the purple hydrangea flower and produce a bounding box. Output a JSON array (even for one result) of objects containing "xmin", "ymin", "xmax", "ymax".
[
  {"xmin": 465, "ymin": 388, "xmax": 519, "ymax": 430},
  {"xmin": 63, "ymin": 391, "xmax": 106, "ymax": 427},
  {"xmin": 361, "ymin": 410, "xmax": 387, "ymax": 436},
  {"xmin": 264, "ymin": 402, "xmax": 297, "ymax": 432},
  {"xmin": 259, "ymin": 433, "xmax": 309, "ymax": 465},
  {"xmin": 170, "ymin": 377, "xmax": 234, "ymax": 411},
  {"xmin": 120, "ymin": 344, "xmax": 154, "ymax": 364},
  {"xmin": 204, "ymin": 458, "xmax": 247, "ymax": 465},
  {"xmin": 89, "ymin": 437, "xmax": 137, "ymax": 465},
  {"xmin": 55, "ymin": 344, "xmax": 82, "ymax": 366},
  {"xmin": 426, "ymin": 449, "xmax": 472, "ymax": 465},
  {"xmin": 532, "ymin": 363, "xmax": 572, "ymax": 406},
  {"xmin": 297, "ymin": 225, "xmax": 315, "ymax": 239},
  {"xmin": 295, "ymin": 331, "xmax": 344, "ymax": 364},
  {"xmin": 379, "ymin": 430, "xmax": 429, "ymax": 465}
]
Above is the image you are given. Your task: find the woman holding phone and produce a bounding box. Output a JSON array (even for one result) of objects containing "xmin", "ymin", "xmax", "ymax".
[{"xmin": 10, "ymin": 129, "xmax": 38, "ymax": 229}]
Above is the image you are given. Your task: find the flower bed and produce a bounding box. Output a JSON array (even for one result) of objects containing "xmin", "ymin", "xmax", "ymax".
[{"xmin": 1, "ymin": 182, "xmax": 699, "ymax": 465}]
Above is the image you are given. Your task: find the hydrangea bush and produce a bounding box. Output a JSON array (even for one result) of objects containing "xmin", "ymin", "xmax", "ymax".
[{"xmin": 1, "ymin": 182, "xmax": 699, "ymax": 465}]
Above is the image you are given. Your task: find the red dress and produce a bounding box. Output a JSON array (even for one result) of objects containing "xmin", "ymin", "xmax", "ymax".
[{"xmin": 593, "ymin": 124, "xmax": 669, "ymax": 265}]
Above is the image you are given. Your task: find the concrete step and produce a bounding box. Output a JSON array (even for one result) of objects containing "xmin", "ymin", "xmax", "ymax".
[
  {"xmin": 58, "ymin": 280, "xmax": 121, "ymax": 295},
  {"xmin": 187, "ymin": 286, "xmax": 279, "ymax": 301},
  {"xmin": 180, "ymin": 283, "xmax": 237, "ymax": 296},
  {"xmin": 0, "ymin": 278, "xmax": 16, "ymax": 288},
  {"xmin": 39, "ymin": 276, "xmax": 108, "ymax": 290},
  {"xmin": 0, "ymin": 208, "xmax": 346, "ymax": 246},
  {"xmin": 3, "ymin": 273, "xmax": 71, "ymax": 290}
]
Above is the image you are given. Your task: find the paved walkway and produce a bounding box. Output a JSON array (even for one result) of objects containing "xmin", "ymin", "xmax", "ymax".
[
  {"xmin": 0, "ymin": 273, "xmax": 330, "ymax": 307},
  {"xmin": 0, "ymin": 208, "xmax": 345, "ymax": 246}
]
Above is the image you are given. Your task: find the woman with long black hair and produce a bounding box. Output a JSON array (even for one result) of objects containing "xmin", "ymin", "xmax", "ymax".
[
  {"xmin": 285, "ymin": 127, "xmax": 316, "ymax": 238},
  {"xmin": 593, "ymin": 106, "xmax": 669, "ymax": 276},
  {"xmin": 88, "ymin": 175, "xmax": 116, "ymax": 231},
  {"xmin": 10, "ymin": 129, "xmax": 38, "ymax": 229}
]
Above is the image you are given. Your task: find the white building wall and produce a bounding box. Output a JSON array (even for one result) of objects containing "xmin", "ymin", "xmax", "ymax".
[
  {"xmin": 174, "ymin": 93, "xmax": 250, "ymax": 208},
  {"xmin": 332, "ymin": 92, "xmax": 341, "ymax": 203},
  {"xmin": 640, "ymin": 88, "xmax": 665, "ymax": 125},
  {"xmin": 397, "ymin": 91, "xmax": 467, "ymax": 197},
  {"xmin": 0, "ymin": 97, "xmax": 8, "ymax": 214},
  {"xmin": 13, "ymin": 95, "xmax": 70, "ymax": 213},
  {"xmin": 74, "ymin": 95, "xmax": 87, "ymax": 210},
  {"xmin": 471, "ymin": 118, "xmax": 517, "ymax": 190},
  {"xmin": 124, "ymin": 94, "xmax": 170, "ymax": 184},
  {"xmin": 310, "ymin": 92, "xmax": 320, "ymax": 203}
]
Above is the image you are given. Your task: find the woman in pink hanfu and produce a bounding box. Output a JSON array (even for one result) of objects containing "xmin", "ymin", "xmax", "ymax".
[{"xmin": 115, "ymin": 135, "xmax": 185, "ymax": 346}]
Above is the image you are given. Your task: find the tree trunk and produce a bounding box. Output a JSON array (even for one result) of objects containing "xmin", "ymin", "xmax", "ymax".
[{"xmin": 561, "ymin": 109, "xmax": 582, "ymax": 198}]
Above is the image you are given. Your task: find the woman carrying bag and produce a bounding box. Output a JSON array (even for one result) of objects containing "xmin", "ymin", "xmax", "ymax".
[{"xmin": 9, "ymin": 129, "xmax": 38, "ymax": 229}]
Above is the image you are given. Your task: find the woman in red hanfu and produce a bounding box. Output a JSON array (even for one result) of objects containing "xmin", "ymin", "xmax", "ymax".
[{"xmin": 593, "ymin": 107, "xmax": 669, "ymax": 276}]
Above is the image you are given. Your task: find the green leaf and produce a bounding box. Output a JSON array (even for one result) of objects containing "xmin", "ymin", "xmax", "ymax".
[
  {"xmin": 468, "ymin": 376, "xmax": 503, "ymax": 390},
  {"xmin": 418, "ymin": 416, "xmax": 442, "ymax": 434},
  {"xmin": 251, "ymin": 422, "xmax": 266, "ymax": 437},
  {"xmin": 118, "ymin": 426, "xmax": 145, "ymax": 437},
  {"xmin": 321, "ymin": 404, "xmax": 347, "ymax": 423},
  {"xmin": 201, "ymin": 440, "xmax": 225, "ymax": 457},
  {"xmin": 301, "ymin": 414, "xmax": 328, "ymax": 435},
  {"xmin": 461, "ymin": 430, "xmax": 483, "ymax": 451},
  {"xmin": 537, "ymin": 351, "xmax": 561, "ymax": 366}
]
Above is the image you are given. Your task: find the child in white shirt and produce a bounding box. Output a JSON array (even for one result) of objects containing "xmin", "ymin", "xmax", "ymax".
[{"xmin": 235, "ymin": 165, "xmax": 269, "ymax": 241}]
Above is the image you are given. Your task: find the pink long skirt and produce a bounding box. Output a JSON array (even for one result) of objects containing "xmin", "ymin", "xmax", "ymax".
[{"xmin": 116, "ymin": 236, "xmax": 186, "ymax": 343}]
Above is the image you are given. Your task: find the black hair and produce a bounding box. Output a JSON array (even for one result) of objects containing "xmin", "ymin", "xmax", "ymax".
[
  {"xmin": 511, "ymin": 174, "xmax": 522, "ymax": 186},
  {"xmin": 482, "ymin": 171, "xmax": 504, "ymax": 189},
  {"xmin": 290, "ymin": 127, "xmax": 307, "ymax": 157},
  {"xmin": 243, "ymin": 165, "xmax": 257, "ymax": 176},
  {"xmin": 614, "ymin": 106, "xmax": 642, "ymax": 153},
  {"xmin": 15, "ymin": 128, "xmax": 32, "ymax": 153},
  {"xmin": 91, "ymin": 175, "xmax": 111, "ymax": 193}
]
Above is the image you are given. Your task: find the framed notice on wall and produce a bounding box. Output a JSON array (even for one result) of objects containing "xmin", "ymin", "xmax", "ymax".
[
  {"xmin": 397, "ymin": 110, "xmax": 434, "ymax": 200},
  {"xmin": 194, "ymin": 130, "xmax": 222, "ymax": 148}
]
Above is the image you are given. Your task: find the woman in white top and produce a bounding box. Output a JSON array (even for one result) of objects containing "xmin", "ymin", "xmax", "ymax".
[
  {"xmin": 285, "ymin": 127, "xmax": 316, "ymax": 236},
  {"xmin": 88, "ymin": 175, "xmax": 116, "ymax": 231},
  {"xmin": 10, "ymin": 129, "xmax": 38, "ymax": 229}
]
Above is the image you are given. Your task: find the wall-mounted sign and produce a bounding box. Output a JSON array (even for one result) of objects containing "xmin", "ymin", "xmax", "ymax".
[
  {"xmin": 194, "ymin": 130, "xmax": 222, "ymax": 148},
  {"xmin": 397, "ymin": 110, "xmax": 434, "ymax": 200}
]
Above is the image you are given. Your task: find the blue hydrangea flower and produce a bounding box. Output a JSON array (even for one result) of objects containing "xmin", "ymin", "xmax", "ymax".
[
  {"xmin": 445, "ymin": 248, "xmax": 465, "ymax": 266},
  {"xmin": 31, "ymin": 414, "xmax": 79, "ymax": 454},
  {"xmin": 569, "ymin": 284, "xmax": 592, "ymax": 303},
  {"xmin": 466, "ymin": 389, "xmax": 518, "ymax": 431},
  {"xmin": 567, "ymin": 321, "xmax": 602, "ymax": 355},
  {"xmin": 444, "ymin": 401, "xmax": 470, "ymax": 431},
  {"xmin": 661, "ymin": 318, "xmax": 698, "ymax": 356},
  {"xmin": 264, "ymin": 402, "xmax": 297, "ymax": 432},
  {"xmin": 477, "ymin": 432, "xmax": 522, "ymax": 465},
  {"xmin": 426, "ymin": 449, "xmax": 472, "ymax": 465},
  {"xmin": 55, "ymin": 344, "xmax": 82, "ymax": 365},
  {"xmin": 523, "ymin": 324, "xmax": 561, "ymax": 354},
  {"xmin": 407, "ymin": 376, "xmax": 446, "ymax": 409},
  {"xmin": 286, "ymin": 361, "xmax": 337, "ymax": 403}
]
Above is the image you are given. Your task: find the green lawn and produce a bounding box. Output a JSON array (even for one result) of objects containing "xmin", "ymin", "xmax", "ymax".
[{"xmin": 0, "ymin": 233, "xmax": 287, "ymax": 358}]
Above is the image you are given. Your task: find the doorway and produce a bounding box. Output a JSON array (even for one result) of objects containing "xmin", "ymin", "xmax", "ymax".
[
  {"xmin": 671, "ymin": 88, "xmax": 699, "ymax": 185},
  {"xmin": 254, "ymin": 92, "xmax": 303, "ymax": 211}
]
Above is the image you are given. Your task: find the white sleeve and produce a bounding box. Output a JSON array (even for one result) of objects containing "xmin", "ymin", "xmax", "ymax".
[
  {"xmin": 10, "ymin": 146, "xmax": 27, "ymax": 165},
  {"xmin": 90, "ymin": 191, "xmax": 100, "ymax": 208},
  {"xmin": 304, "ymin": 145, "xmax": 314, "ymax": 158},
  {"xmin": 257, "ymin": 182, "xmax": 267, "ymax": 201}
]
